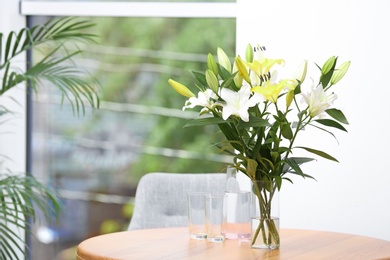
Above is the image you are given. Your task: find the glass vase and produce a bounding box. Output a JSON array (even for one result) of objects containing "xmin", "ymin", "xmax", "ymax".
[{"xmin": 251, "ymin": 180, "xmax": 280, "ymax": 249}]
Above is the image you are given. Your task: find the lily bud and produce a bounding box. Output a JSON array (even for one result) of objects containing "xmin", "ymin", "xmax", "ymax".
[
  {"xmin": 205, "ymin": 69, "xmax": 219, "ymax": 94},
  {"xmin": 330, "ymin": 61, "xmax": 351, "ymax": 85},
  {"xmin": 207, "ymin": 53, "xmax": 219, "ymax": 76},
  {"xmin": 321, "ymin": 56, "xmax": 336, "ymax": 75},
  {"xmin": 286, "ymin": 90, "xmax": 294, "ymax": 108},
  {"xmin": 294, "ymin": 60, "xmax": 307, "ymax": 83},
  {"xmin": 168, "ymin": 79, "xmax": 195, "ymax": 98},
  {"xmin": 217, "ymin": 47, "xmax": 232, "ymax": 73},
  {"xmin": 234, "ymin": 56, "xmax": 251, "ymax": 83},
  {"xmin": 245, "ymin": 43, "xmax": 254, "ymax": 62}
]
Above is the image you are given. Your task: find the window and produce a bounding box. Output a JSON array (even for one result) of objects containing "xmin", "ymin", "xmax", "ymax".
[{"xmin": 23, "ymin": 2, "xmax": 236, "ymax": 258}]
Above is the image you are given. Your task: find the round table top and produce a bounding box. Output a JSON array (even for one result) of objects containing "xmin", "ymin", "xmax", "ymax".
[{"xmin": 77, "ymin": 227, "xmax": 390, "ymax": 260}]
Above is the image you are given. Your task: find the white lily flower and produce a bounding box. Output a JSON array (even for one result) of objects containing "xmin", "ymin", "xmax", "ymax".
[
  {"xmin": 301, "ymin": 82, "xmax": 337, "ymax": 118},
  {"xmin": 183, "ymin": 89, "xmax": 218, "ymax": 111},
  {"xmin": 219, "ymin": 85, "xmax": 263, "ymax": 122}
]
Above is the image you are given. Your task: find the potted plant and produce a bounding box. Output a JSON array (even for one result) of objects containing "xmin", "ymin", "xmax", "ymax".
[{"xmin": 0, "ymin": 17, "xmax": 99, "ymax": 259}]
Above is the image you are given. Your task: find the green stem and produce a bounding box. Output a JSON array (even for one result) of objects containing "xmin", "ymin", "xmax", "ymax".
[
  {"xmin": 283, "ymin": 114, "xmax": 311, "ymax": 165},
  {"xmin": 251, "ymin": 181, "xmax": 280, "ymax": 248}
]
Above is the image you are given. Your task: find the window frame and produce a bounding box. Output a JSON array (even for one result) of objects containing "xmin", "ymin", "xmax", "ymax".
[{"xmin": 20, "ymin": 1, "xmax": 237, "ymax": 18}]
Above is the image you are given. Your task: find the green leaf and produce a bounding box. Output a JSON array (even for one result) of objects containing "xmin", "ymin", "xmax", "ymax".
[
  {"xmin": 285, "ymin": 158, "xmax": 304, "ymax": 174},
  {"xmin": 309, "ymin": 123, "xmax": 339, "ymax": 143},
  {"xmin": 286, "ymin": 157, "xmax": 315, "ymax": 165},
  {"xmin": 246, "ymin": 158, "xmax": 258, "ymax": 179},
  {"xmin": 296, "ymin": 146, "xmax": 339, "ymax": 162},
  {"xmin": 0, "ymin": 226, "xmax": 24, "ymax": 260},
  {"xmin": 282, "ymin": 177, "xmax": 294, "ymax": 185},
  {"xmin": 218, "ymin": 64, "xmax": 232, "ymax": 80},
  {"xmin": 315, "ymin": 119, "xmax": 348, "ymax": 132},
  {"xmin": 4, "ymin": 30, "xmax": 15, "ymax": 62},
  {"xmin": 274, "ymin": 175, "xmax": 282, "ymax": 190},
  {"xmin": 289, "ymin": 171, "xmax": 316, "ymax": 180},
  {"xmin": 284, "ymin": 157, "xmax": 316, "ymax": 180},
  {"xmin": 238, "ymin": 117, "xmax": 270, "ymax": 129},
  {"xmin": 12, "ymin": 29, "xmax": 24, "ymax": 57},
  {"xmin": 184, "ymin": 117, "xmax": 227, "ymax": 127},
  {"xmin": 220, "ymin": 71, "xmax": 238, "ymax": 91},
  {"xmin": 214, "ymin": 141, "xmax": 235, "ymax": 155},
  {"xmin": 325, "ymin": 108, "xmax": 349, "ymax": 124},
  {"xmin": 0, "ymin": 175, "xmax": 62, "ymax": 258},
  {"xmin": 281, "ymin": 123, "xmax": 293, "ymax": 140},
  {"xmin": 186, "ymin": 117, "xmax": 243, "ymax": 152},
  {"xmin": 218, "ymin": 122, "xmax": 242, "ymax": 151},
  {"xmin": 0, "ymin": 33, "xmax": 3, "ymax": 64},
  {"xmin": 0, "ymin": 17, "xmax": 100, "ymax": 114},
  {"xmin": 192, "ymin": 71, "xmax": 207, "ymax": 87},
  {"xmin": 252, "ymin": 132, "xmax": 266, "ymax": 160},
  {"xmin": 294, "ymin": 84, "xmax": 301, "ymax": 95}
]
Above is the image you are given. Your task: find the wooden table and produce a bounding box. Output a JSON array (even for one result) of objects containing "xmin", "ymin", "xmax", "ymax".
[{"xmin": 77, "ymin": 227, "xmax": 390, "ymax": 260}]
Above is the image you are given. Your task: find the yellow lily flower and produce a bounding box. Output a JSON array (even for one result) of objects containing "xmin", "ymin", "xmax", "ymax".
[
  {"xmin": 168, "ymin": 79, "xmax": 195, "ymax": 98},
  {"xmin": 232, "ymin": 62, "xmax": 243, "ymax": 88},
  {"xmin": 251, "ymin": 82, "xmax": 284, "ymax": 103},
  {"xmin": 246, "ymin": 58, "xmax": 284, "ymax": 81},
  {"xmin": 234, "ymin": 56, "xmax": 251, "ymax": 83},
  {"xmin": 251, "ymin": 79, "xmax": 295, "ymax": 103}
]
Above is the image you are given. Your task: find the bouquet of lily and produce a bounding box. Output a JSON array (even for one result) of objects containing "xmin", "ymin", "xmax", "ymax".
[{"xmin": 168, "ymin": 44, "xmax": 350, "ymax": 248}]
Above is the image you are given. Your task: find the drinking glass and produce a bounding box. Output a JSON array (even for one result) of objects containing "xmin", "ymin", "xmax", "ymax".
[
  {"xmin": 205, "ymin": 193, "xmax": 226, "ymax": 243},
  {"xmin": 187, "ymin": 192, "xmax": 208, "ymax": 240}
]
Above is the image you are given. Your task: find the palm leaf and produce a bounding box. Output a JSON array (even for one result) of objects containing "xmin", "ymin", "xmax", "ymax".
[
  {"xmin": 0, "ymin": 16, "xmax": 98, "ymax": 257},
  {"xmin": 0, "ymin": 17, "xmax": 99, "ymax": 113},
  {"xmin": 0, "ymin": 175, "xmax": 61, "ymax": 258}
]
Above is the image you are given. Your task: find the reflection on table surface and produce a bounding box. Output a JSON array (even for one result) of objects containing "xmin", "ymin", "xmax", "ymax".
[{"xmin": 77, "ymin": 227, "xmax": 390, "ymax": 260}]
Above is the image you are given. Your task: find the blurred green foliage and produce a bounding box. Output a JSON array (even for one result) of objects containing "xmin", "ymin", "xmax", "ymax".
[{"xmin": 84, "ymin": 17, "xmax": 236, "ymax": 181}]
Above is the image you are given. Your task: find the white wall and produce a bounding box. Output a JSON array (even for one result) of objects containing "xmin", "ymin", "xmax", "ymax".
[
  {"xmin": 0, "ymin": 0, "xmax": 27, "ymax": 172},
  {"xmin": 237, "ymin": 0, "xmax": 390, "ymax": 241},
  {"xmin": 0, "ymin": 1, "xmax": 27, "ymax": 259}
]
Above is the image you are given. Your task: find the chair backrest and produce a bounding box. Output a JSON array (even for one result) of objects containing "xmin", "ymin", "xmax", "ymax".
[{"xmin": 128, "ymin": 172, "xmax": 226, "ymax": 230}]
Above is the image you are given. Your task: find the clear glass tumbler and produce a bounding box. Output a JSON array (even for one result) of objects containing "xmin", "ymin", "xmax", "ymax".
[
  {"xmin": 187, "ymin": 192, "xmax": 208, "ymax": 240},
  {"xmin": 205, "ymin": 193, "xmax": 226, "ymax": 243}
]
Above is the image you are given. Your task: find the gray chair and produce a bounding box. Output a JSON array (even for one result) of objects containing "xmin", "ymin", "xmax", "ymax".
[{"xmin": 128, "ymin": 172, "xmax": 226, "ymax": 230}]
